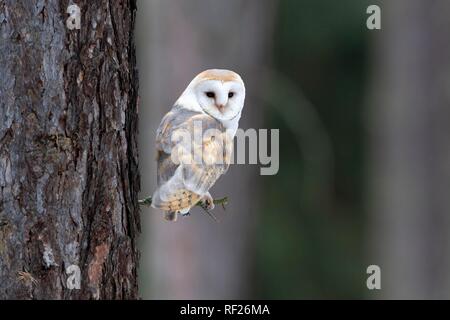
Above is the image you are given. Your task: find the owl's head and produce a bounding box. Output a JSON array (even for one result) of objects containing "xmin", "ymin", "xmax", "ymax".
[{"xmin": 177, "ymin": 69, "xmax": 246, "ymax": 122}]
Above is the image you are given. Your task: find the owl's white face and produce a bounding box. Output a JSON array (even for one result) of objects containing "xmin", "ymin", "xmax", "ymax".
[
  {"xmin": 177, "ymin": 69, "xmax": 246, "ymax": 123},
  {"xmin": 194, "ymin": 78, "xmax": 245, "ymax": 121}
]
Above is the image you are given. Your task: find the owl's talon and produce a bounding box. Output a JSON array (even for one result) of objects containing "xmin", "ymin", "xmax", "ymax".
[
  {"xmin": 201, "ymin": 194, "xmax": 215, "ymax": 211},
  {"xmin": 182, "ymin": 211, "xmax": 191, "ymax": 217},
  {"xmin": 205, "ymin": 199, "xmax": 215, "ymax": 211}
]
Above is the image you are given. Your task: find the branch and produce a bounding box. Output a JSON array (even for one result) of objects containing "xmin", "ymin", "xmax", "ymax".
[{"xmin": 138, "ymin": 196, "xmax": 229, "ymax": 221}]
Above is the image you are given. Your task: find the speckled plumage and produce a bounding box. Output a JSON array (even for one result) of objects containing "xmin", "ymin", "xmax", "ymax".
[{"xmin": 152, "ymin": 69, "xmax": 245, "ymax": 221}]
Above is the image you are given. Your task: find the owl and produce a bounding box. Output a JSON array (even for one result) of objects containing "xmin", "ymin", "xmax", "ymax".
[{"xmin": 152, "ymin": 69, "xmax": 246, "ymax": 221}]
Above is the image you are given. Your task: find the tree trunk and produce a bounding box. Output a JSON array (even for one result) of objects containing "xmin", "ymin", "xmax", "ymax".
[
  {"xmin": 368, "ymin": 0, "xmax": 450, "ymax": 299},
  {"xmin": 0, "ymin": 0, "xmax": 140, "ymax": 299}
]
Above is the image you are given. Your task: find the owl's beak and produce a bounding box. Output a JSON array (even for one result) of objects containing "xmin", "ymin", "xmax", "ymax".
[{"xmin": 217, "ymin": 104, "xmax": 225, "ymax": 113}]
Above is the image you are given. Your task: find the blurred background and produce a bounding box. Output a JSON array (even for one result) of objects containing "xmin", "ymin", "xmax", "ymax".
[{"xmin": 136, "ymin": 0, "xmax": 450, "ymax": 299}]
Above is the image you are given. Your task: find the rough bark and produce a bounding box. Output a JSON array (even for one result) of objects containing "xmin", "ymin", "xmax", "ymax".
[
  {"xmin": 369, "ymin": 0, "xmax": 450, "ymax": 299},
  {"xmin": 0, "ymin": 0, "xmax": 140, "ymax": 299}
]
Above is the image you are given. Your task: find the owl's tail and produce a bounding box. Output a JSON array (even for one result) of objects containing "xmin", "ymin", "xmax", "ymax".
[
  {"xmin": 164, "ymin": 212, "xmax": 178, "ymax": 221},
  {"xmin": 152, "ymin": 188, "xmax": 199, "ymax": 222}
]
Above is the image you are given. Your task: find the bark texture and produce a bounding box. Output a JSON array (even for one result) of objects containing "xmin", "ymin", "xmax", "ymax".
[{"xmin": 0, "ymin": 0, "xmax": 140, "ymax": 299}]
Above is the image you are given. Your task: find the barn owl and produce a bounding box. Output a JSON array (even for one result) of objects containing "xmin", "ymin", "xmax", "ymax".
[{"xmin": 152, "ymin": 69, "xmax": 246, "ymax": 221}]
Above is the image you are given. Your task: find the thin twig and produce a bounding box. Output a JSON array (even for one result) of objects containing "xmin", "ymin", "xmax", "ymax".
[
  {"xmin": 198, "ymin": 204, "xmax": 219, "ymax": 222},
  {"xmin": 138, "ymin": 196, "xmax": 153, "ymax": 207},
  {"xmin": 138, "ymin": 196, "xmax": 229, "ymax": 222},
  {"xmin": 138, "ymin": 196, "xmax": 229, "ymax": 208}
]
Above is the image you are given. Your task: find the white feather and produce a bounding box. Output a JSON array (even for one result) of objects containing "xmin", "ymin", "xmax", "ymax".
[{"xmin": 153, "ymin": 69, "xmax": 245, "ymax": 215}]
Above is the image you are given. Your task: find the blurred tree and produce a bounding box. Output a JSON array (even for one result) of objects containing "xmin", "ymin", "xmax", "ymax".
[
  {"xmin": 256, "ymin": 0, "xmax": 371, "ymax": 298},
  {"xmin": 137, "ymin": 0, "xmax": 276, "ymax": 299},
  {"xmin": 0, "ymin": 1, "xmax": 140, "ymax": 299},
  {"xmin": 369, "ymin": 0, "xmax": 450, "ymax": 299}
]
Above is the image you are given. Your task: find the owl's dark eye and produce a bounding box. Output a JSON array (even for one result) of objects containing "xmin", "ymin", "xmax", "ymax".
[
  {"xmin": 228, "ymin": 92, "xmax": 235, "ymax": 98},
  {"xmin": 206, "ymin": 92, "xmax": 215, "ymax": 98}
]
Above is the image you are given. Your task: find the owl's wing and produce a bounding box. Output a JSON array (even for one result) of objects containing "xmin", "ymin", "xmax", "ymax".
[
  {"xmin": 155, "ymin": 109, "xmax": 194, "ymax": 155},
  {"xmin": 155, "ymin": 108, "xmax": 195, "ymax": 186},
  {"xmin": 155, "ymin": 108, "xmax": 232, "ymax": 199},
  {"xmin": 182, "ymin": 125, "xmax": 232, "ymax": 195}
]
